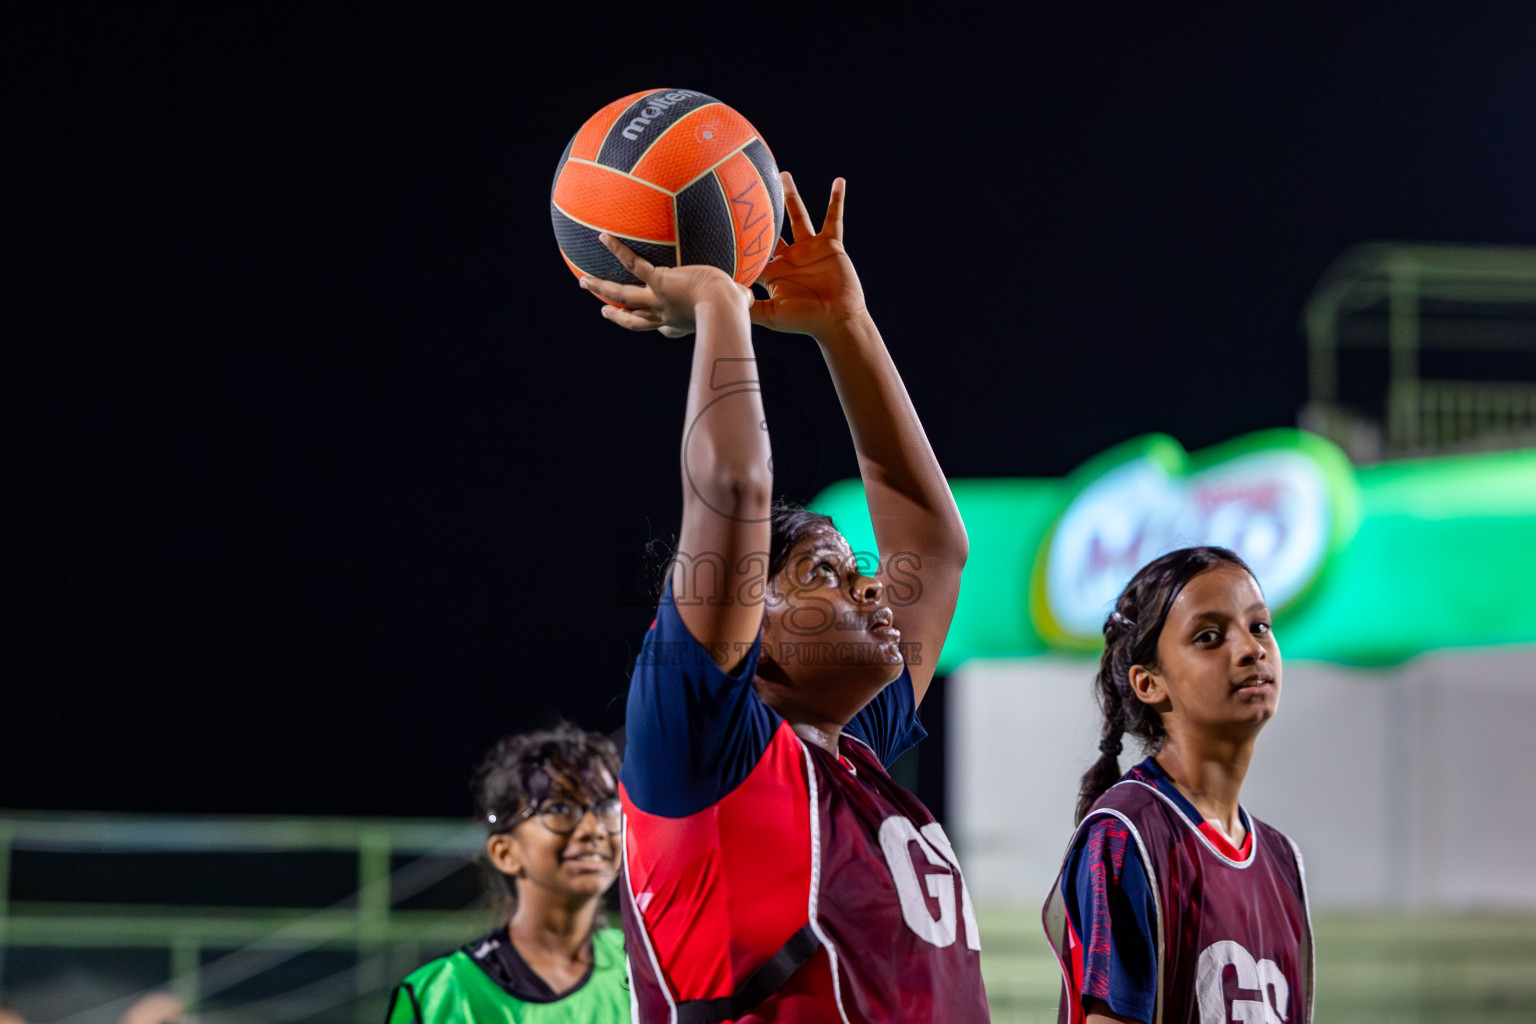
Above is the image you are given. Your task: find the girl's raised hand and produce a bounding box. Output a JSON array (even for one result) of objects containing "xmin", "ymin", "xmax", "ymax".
[
  {"xmin": 580, "ymin": 232, "xmax": 748, "ymax": 338},
  {"xmin": 751, "ymin": 174, "xmax": 868, "ymax": 338}
]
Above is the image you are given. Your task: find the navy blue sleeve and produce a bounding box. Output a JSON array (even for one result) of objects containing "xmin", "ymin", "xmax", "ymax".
[
  {"xmin": 619, "ymin": 579, "xmax": 781, "ymax": 818},
  {"xmin": 1060, "ymin": 815, "xmax": 1159, "ymax": 1023},
  {"xmin": 842, "ymin": 665, "xmax": 927, "ymax": 768}
]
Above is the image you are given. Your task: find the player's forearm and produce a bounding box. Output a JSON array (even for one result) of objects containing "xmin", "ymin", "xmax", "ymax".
[
  {"xmin": 814, "ymin": 314, "xmax": 968, "ymax": 565},
  {"xmin": 679, "ymin": 290, "xmax": 771, "ymax": 517}
]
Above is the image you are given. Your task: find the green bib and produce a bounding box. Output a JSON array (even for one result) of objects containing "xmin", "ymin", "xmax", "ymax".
[{"xmin": 386, "ymin": 927, "xmax": 629, "ymax": 1023}]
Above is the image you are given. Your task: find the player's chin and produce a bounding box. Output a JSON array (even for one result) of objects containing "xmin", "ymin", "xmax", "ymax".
[
  {"xmin": 562, "ymin": 860, "xmax": 620, "ymax": 889},
  {"xmin": 851, "ymin": 641, "xmax": 905, "ymax": 675},
  {"xmin": 855, "ymin": 649, "xmax": 906, "ymax": 691},
  {"xmin": 1230, "ymin": 690, "xmax": 1280, "ymax": 724}
]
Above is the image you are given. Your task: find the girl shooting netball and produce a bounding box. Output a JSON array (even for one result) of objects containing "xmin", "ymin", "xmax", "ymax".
[
  {"xmin": 580, "ymin": 172, "xmax": 989, "ymax": 1022},
  {"xmin": 1043, "ymin": 547, "xmax": 1313, "ymax": 1024}
]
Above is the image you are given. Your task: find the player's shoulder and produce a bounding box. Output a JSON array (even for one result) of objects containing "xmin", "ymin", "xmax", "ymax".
[
  {"xmin": 623, "ymin": 716, "xmax": 806, "ymax": 820},
  {"xmin": 624, "ymin": 578, "xmax": 771, "ymax": 737},
  {"xmin": 622, "ymin": 579, "xmax": 781, "ymax": 816},
  {"xmin": 633, "ymin": 584, "xmax": 745, "ymax": 674},
  {"xmin": 1064, "ymin": 807, "xmax": 1147, "ymax": 877},
  {"xmin": 1066, "ymin": 772, "xmax": 1190, "ymax": 870},
  {"xmin": 1080, "ymin": 774, "xmax": 1170, "ymax": 829},
  {"xmin": 1248, "ymin": 814, "xmax": 1307, "ymax": 872},
  {"xmin": 388, "ymin": 949, "xmax": 483, "ymax": 1023},
  {"xmin": 1246, "ymin": 812, "xmax": 1293, "ymax": 844},
  {"xmin": 1086, "ymin": 759, "xmax": 1207, "ymax": 833},
  {"xmin": 398, "ymin": 948, "xmax": 474, "ymax": 990}
]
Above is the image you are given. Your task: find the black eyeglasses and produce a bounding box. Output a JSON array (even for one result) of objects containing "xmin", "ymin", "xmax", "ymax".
[{"xmin": 496, "ymin": 796, "xmax": 623, "ymax": 835}]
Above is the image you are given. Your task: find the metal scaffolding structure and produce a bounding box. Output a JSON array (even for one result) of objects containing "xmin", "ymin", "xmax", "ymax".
[{"xmin": 1301, "ymin": 242, "xmax": 1536, "ymax": 461}]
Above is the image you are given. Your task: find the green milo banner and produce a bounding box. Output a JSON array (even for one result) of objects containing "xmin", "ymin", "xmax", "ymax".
[{"xmin": 812, "ymin": 430, "xmax": 1536, "ymax": 669}]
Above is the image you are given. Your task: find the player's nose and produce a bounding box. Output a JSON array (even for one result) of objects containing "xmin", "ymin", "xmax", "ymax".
[
  {"xmin": 571, "ymin": 807, "xmax": 607, "ymax": 838},
  {"xmin": 1236, "ymin": 630, "xmax": 1267, "ymax": 663},
  {"xmin": 853, "ymin": 574, "xmax": 882, "ymax": 603}
]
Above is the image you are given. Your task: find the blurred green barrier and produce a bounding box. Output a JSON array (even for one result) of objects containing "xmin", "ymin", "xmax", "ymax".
[{"xmin": 0, "ymin": 813, "xmax": 492, "ymax": 1024}]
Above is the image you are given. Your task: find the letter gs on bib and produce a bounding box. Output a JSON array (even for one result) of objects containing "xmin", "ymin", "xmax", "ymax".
[
  {"xmin": 1197, "ymin": 940, "xmax": 1289, "ymax": 1024},
  {"xmin": 877, "ymin": 816, "xmax": 980, "ymax": 951}
]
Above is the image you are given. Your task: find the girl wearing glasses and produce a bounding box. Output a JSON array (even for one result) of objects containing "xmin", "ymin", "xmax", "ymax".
[
  {"xmin": 581, "ymin": 173, "xmax": 987, "ymax": 1022},
  {"xmin": 386, "ymin": 723, "xmax": 630, "ymax": 1022}
]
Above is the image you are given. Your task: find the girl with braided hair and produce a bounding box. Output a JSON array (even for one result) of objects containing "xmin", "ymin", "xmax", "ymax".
[{"xmin": 1042, "ymin": 547, "xmax": 1314, "ymax": 1024}]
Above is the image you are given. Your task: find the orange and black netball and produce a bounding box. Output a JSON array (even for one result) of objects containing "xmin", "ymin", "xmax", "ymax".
[{"xmin": 550, "ymin": 89, "xmax": 784, "ymax": 297}]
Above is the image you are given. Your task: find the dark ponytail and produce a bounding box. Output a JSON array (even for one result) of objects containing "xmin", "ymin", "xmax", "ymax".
[{"xmin": 1073, "ymin": 546, "xmax": 1255, "ymax": 823}]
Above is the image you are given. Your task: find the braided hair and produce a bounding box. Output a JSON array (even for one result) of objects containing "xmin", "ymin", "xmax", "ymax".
[{"xmin": 1074, "ymin": 546, "xmax": 1256, "ymax": 823}]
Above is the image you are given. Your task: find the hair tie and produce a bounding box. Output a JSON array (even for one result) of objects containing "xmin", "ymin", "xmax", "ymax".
[
  {"xmin": 1110, "ymin": 611, "xmax": 1137, "ymax": 631},
  {"xmin": 1098, "ymin": 738, "xmax": 1123, "ymax": 757}
]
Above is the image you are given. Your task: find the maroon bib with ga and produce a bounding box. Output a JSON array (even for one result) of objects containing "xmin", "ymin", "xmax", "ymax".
[
  {"xmin": 1043, "ymin": 780, "xmax": 1314, "ymax": 1024},
  {"xmin": 625, "ymin": 728, "xmax": 990, "ymax": 1023}
]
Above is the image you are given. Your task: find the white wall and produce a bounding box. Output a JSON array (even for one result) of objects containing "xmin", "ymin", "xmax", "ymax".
[{"xmin": 948, "ymin": 646, "xmax": 1536, "ymax": 911}]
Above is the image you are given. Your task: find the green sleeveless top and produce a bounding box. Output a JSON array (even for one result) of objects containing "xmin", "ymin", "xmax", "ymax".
[{"xmin": 386, "ymin": 926, "xmax": 628, "ymax": 1023}]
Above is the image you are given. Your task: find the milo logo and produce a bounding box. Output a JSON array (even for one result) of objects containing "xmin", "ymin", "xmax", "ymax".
[{"xmin": 1031, "ymin": 430, "xmax": 1358, "ymax": 645}]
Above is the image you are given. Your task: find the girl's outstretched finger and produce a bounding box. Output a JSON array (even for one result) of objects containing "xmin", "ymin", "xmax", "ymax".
[
  {"xmin": 822, "ymin": 177, "xmax": 846, "ymax": 240},
  {"xmin": 598, "ymin": 232, "xmax": 653, "ymax": 280},
  {"xmin": 600, "ymin": 304, "xmax": 664, "ymax": 332},
  {"xmin": 612, "ymin": 306, "xmax": 665, "ymax": 326},
  {"xmin": 781, "ymin": 172, "xmax": 817, "ymax": 243},
  {"xmin": 580, "ymin": 275, "xmax": 652, "ymax": 309}
]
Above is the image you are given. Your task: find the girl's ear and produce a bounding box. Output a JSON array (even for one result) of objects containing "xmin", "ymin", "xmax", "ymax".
[
  {"xmin": 486, "ymin": 833, "xmax": 522, "ymax": 877},
  {"xmin": 1128, "ymin": 663, "xmax": 1168, "ymax": 708}
]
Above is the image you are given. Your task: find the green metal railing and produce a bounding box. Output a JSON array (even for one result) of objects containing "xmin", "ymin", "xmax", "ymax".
[{"xmin": 0, "ymin": 812, "xmax": 493, "ymax": 1023}]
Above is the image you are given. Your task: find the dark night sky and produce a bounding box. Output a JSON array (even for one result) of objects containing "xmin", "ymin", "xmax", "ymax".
[{"xmin": 11, "ymin": 7, "xmax": 1536, "ymax": 817}]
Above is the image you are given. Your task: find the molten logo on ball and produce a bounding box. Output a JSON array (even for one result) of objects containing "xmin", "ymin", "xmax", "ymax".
[{"xmin": 620, "ymin": 90, "xmax": 704, "ymax": 140}]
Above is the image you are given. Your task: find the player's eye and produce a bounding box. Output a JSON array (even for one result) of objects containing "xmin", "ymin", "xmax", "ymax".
[
  {"xmin": 542, "ymin": 800, "xmax": 575, "ymax": 819},
  {"xmin": 1195, "ymin": 628, "xmax": 1221, "ymax": 644},
  {"xmin": 1252, "ymin": 621, "xmax": 1272, "ymax": 636}
]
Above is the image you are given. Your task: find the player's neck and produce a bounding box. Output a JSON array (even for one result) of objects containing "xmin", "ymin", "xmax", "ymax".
[
  {"xmin": 788, "ymin": 720, "xmax": 842, "ymax": 754},
  {"xmin": 763, "ymin": 693, "xmax": 845, "ymax": 753},
  {"xmin": 508, "ymin": 891, "xmax": 599, "ymax": 963},
  {"xmin": 1154, "ymin": 737, "xmax": 1254, "ymax": 842},
  {"xmin": 753, "ymin": 671, "xmax": 861, "ymax": 754}
]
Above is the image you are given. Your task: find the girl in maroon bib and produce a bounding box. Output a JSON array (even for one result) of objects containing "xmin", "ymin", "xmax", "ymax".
[
  {"xmin": 1043, "ymin": 547, "xmax": 1314, "ymax": 1024},
  {"xmin": 582, "ymin": 172, "xmax": 985, "ymax": 1022}
]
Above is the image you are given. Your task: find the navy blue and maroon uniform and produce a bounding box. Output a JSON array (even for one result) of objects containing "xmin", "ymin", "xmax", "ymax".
[
  {"xmin": 621, "ymin": 583, "xmax": 990, "ymax": 1023},
  {"xmin": 1042, "ymin": 759, "xmax": 1313, "ymax": 1024}
]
